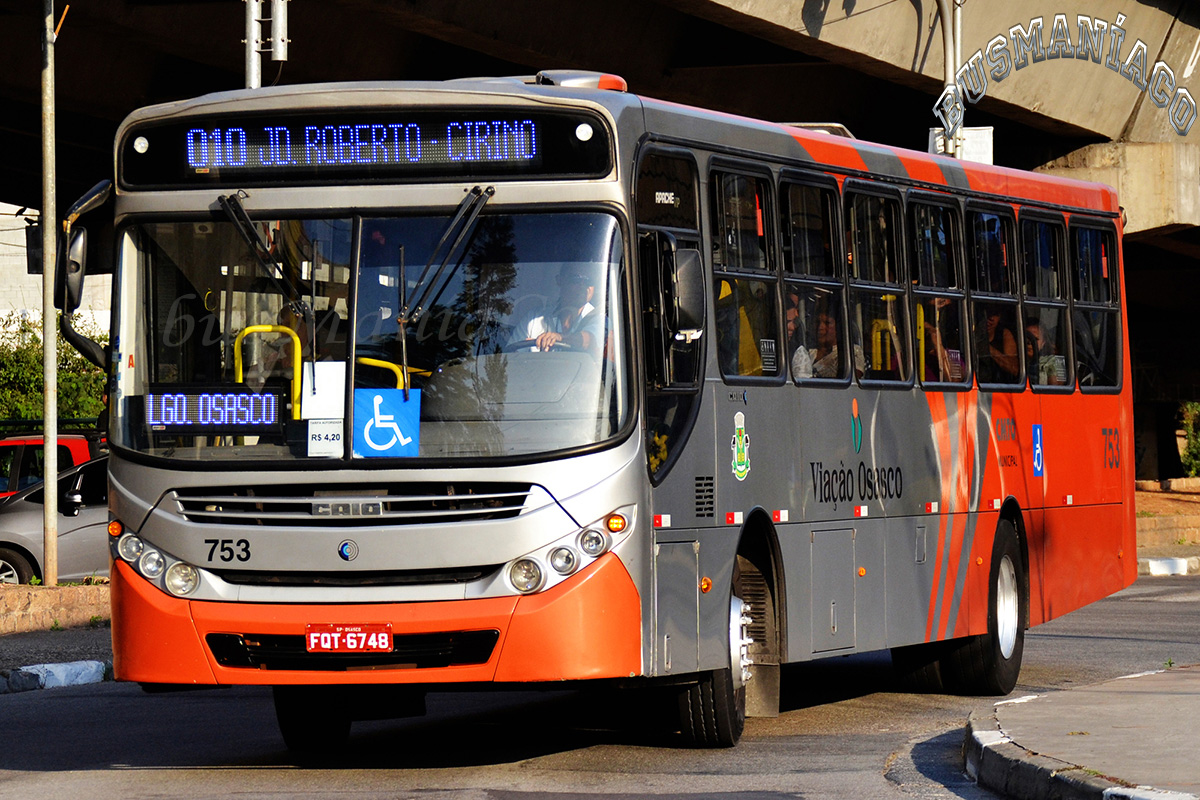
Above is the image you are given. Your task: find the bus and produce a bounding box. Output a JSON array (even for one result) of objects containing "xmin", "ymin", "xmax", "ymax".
[{"xmin": 57, "ymin": 70, "xmax": 1135, "ymax": 751}]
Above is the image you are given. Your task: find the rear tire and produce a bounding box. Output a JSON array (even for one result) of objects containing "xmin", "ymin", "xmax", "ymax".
[
  {"xmin": 273, "ymin": 686, "xmax": 352, "ymax": 758},
  {"xmin": 0, "ymin": 548, "xmax": 35, "ymax": 585},
  {"xmin": 678, "ymin": 569, "xmax": 751, "ymax": 747},
  {"xmin": 941, "ymin": 519, "xmax": 1026, "ymax": 696}
]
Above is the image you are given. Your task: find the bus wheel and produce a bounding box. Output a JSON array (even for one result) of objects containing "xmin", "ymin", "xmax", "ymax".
[
  {"xmin": 0, "ymin": 548, "xmax": 34, "ymax": 585},
  {"xmin": 678, "ymin": 580, "xmax": 752, "ymax": 747},
  {"xmin": 273, "ymin": 686, "xmax": 352, "ymax": 758},
  {"xmin": 941, "ymin": 520, "xmax": 1026, "ymax": 696}
]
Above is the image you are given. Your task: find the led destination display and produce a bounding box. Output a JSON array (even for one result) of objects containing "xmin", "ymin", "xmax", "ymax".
[
  {"xmin": 145, "ymin": 387, "xmax": 283, "ymax": 435},
  {"xmin": 121, "ymin": 109, "xmax": 611, "ymax": 187}
]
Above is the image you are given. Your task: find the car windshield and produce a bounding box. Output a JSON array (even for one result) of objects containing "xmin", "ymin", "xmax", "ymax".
[{"xmin": 111, "ymin": 211, "xmax": 628, "ymax": 461}]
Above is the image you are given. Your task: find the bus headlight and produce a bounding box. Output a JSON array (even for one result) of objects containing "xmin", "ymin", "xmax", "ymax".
[
  {"xmin": 117, "ymin": 533, "xmax": 144, "ymax": 562},
  {"xmin": 508, "ymin": 558, "xmax": 544, "ymax": 593},
  {"xmin": 139, "ymin": 549, "xmax": 166, "ymax": 579},
  {"xmin": 549, "ymin": 547, "xmax": 579, "ymax": 575},
  {"xmin": 165, "ymin": 563, "xmax": 200, "ymax": 596},
  {"xmin": 579, "ymin": 529, "xmax": 610, "ymax": 558}
]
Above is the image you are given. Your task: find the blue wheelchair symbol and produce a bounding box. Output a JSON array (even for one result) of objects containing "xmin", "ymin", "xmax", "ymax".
[
  {"xmin": 353, "ymin": 389, "xmax": 420, "ymax": 458},
  {"xmin": 1032, "ymin": 424, "xmax": 1044, "ymax": 477}
]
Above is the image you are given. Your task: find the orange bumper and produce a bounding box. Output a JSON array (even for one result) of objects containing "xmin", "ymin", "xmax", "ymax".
[{"xmin": 110, "ymin": 552, "xmax": 642, "ymax": 686}]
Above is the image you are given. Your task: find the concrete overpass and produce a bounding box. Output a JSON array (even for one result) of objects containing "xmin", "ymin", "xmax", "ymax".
[{"xmin": 1, "ymin": 0, "xmax": 1197, "ymax": 475}]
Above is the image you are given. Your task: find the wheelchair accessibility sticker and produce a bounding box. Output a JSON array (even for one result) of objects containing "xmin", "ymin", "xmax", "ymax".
[{"xmin": 353, "ymin": 389, "xmax": 420, "ymax": 458}]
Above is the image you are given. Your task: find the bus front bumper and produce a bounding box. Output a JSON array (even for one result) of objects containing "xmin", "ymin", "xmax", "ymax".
[{"xmin": 110, "ymin": 553, "xmax": 642, "ymax": 686}]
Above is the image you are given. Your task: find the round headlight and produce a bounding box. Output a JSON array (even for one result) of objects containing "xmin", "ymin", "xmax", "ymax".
[
  {"xmin": 139, "ymin": 549, "xmax": 166, "ymax": 579},
  {"xmin": 579, "ymin": 529, "xmax": 610, "ymax": 558},
  {"xmin": 165, "ymin": 563, "xmax": 200, "ymax": 596},
  {"xmin": 117, "ymin": 534, "xmax": 144, "ymax": 562},
  {"xmin": 508, "ymin": 558, "xmax": 544, "ymax": 593},
  {"xmin": 549, "ymin": 547, "xmax": 579, "ymax": 575}
]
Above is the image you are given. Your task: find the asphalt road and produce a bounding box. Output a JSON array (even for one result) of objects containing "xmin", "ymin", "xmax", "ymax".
[{"xmin": 1, "ymin": 576, "xmax": 1197, "ymax": 799}]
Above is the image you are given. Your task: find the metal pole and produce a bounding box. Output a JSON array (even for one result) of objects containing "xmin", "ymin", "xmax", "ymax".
[
  {"xmin": 41, "ymin": 0, "xmax": 59, "ymax": 587},
  {"xmin": 954, "ymin": 0, "xmax": 964, "ymax": 158},
  {"xmin": 933, "ymin": 0, "xmax": 959, "ymax": 158},
  {"xmin": 245, "ymin": 0, "xmax": 261, "ymax": 89}
]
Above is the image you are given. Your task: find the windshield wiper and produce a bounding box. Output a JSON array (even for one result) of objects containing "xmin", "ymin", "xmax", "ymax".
[
  {"xmin": 218, "ymin": 190, "xmax": 318, "ymax": 387},
  {"xmin": 395, "ymin": 185, "xmax": 494, "ymax": 400},
  {"xmin": 402, "ymin": 185, "xmax": 494, "ymax": 322}
]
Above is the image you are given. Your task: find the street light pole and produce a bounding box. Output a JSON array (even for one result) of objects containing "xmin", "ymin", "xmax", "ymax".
[{"xmin": 41, "ymin": 0, "xmax": 59, "ymax": 587}]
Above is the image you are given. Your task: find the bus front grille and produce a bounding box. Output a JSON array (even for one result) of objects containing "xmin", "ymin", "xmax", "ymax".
[
  {"xmin": 171, "ymin": 482, "xmax": 533, "ymax": 527},
  {"xmin": 206, "ymin": 630, "xmax": 500, "ymax": 671},
  {"xmin": 209, "ymin": 565, "xmax": 502, "ymax": 587}
]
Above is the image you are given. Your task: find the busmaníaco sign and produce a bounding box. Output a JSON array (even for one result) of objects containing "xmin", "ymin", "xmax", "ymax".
[{"xmin": 935, "ymin": 13, "xmax": 1195, "ymax": 137}]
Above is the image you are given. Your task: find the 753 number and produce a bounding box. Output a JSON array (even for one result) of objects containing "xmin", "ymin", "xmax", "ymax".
[
  {"xmin": 204, "ymin": 538, "xmax": 251, "ymax": 563},
  {"xmin": 1102, "ymin": 427, "xmax": 1121, "ymax": 469}
]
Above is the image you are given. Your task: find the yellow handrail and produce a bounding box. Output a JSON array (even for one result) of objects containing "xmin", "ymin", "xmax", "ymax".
[
  {"xmin": 354, "ymin": 357, "xmax": 432, "ymax": 390},
  {"xmin": 234, "ymin": 324, "xmax": 301, "ymax": 419}
]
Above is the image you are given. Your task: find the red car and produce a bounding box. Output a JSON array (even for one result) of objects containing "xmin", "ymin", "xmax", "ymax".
[{"xmin": 0, "ymin": 433, "xmax": 105, "ymax": 499}]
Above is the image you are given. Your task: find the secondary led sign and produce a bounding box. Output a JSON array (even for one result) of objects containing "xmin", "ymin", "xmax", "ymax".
[{"xmin": 145, "ymin": 387, "xmax": 283, "ymax": 435}]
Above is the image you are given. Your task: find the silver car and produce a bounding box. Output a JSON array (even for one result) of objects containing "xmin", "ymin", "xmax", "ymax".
[{"xmin": 0, "ymin": 457, "xmax": 110, "ymax": 584}]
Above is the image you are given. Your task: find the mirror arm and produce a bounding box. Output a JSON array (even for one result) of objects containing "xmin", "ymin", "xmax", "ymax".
[{"xmin": 60, "ymin": 312, "xmax": 109, "ymax": 370}]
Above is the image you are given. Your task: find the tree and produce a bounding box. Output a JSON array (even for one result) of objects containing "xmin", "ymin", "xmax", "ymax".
[{"xmin": 0, "ymin": 314, "xmax": 107, "ymax": 423}]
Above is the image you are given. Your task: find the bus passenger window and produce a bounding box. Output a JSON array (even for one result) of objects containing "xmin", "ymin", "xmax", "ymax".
[
  {"xmin": 782, "ymin": 183, "xmax": 836, "ymax": 278},
  {"xmin": 968, "ymin": 209, "xmax": 1021, "ymax": 388},
  {"xmin": 846, "ymin": 191, "xmax": 908, "ymax": 383},
  {"xmin": 910, "ymin": 202, "xmax": 967, "ymax": 386},
  {"xmin": 785, "ymin": 284, "xmax": 854, "ymax": 380},
  {"xmin": 712, "ymin": 174, "xmax": 769, "ymax": 271},
  {"xmin": 1021, "ymin": 216, "xmax": 1071, "ymax": 389},
  {"xmin": 1072, "ymin": 226, "xmax": 1120, "ymax": 389},
  {"xmin": 715, "ymin": 278, "xmax": 780, "ymax": 378}
]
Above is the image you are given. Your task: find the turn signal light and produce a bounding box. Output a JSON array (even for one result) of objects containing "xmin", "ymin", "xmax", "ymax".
[
  {"xmin": 107, "ymin": 520, "xmax": 123, "ymax": 537},
  {"xmin": 606, "ymin": 514, "xmax": 627, "ymax": 534}
]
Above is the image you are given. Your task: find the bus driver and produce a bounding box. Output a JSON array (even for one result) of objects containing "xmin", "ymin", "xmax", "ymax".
[{"xmin": 520, "ymin": 264, "xmax": 605, "ymax": 354}]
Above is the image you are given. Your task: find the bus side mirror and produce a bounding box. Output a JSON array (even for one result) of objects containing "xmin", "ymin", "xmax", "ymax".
[
  {"xmin": 55, "ymin": 227, "xmax": 88, "ymax": 313},
  {"xmin": 671, "ymin": 248, "xmax": 705, "ymax": 335}
]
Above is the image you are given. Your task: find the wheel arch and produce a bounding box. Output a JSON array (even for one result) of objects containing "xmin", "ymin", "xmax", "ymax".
[
  {"xmin": 998, "ymin": 498, "xmax": 1030, "ymax": 629},
  {"xmin": 736, "ymin": 507, "xmax": 787, "ymax": 662},
  {"xmin": 0, "ymin": 541, "xmax": 42, "ymax": 582}
]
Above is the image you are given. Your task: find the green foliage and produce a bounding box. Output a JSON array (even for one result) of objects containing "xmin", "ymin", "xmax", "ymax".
[
  {"xmin": 1181, "ymin": 402, "xmax": 1200, "ymax": 478},
  {"xmin": 0, "ymin": 314, "xmax": 107, "ymax": 421}
]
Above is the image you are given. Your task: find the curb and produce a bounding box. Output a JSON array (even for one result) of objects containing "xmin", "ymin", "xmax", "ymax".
[
  {"xmin": 964, "ymin": 709, "xmax": 1199, "ymax": 800},
  {"xmin": 0, "ymin": 660, "xmax": 113, "ymax": 695},
  {"xmin": 1138, "ymin": 557, "xmax": 1200, "ymax": 576}
]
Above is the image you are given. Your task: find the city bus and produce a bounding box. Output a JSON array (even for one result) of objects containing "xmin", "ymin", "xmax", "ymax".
[{"xmin": 57, "ymin": 70, "xmax": 1135, "ymax": 751}]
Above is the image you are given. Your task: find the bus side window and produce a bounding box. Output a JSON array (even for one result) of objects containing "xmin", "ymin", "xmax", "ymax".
[
  {"xmin": 910, "ymin": 201, "xmax": 967, "ymax": 386},
  {"xmin": 969, "ymin": 209, "xmax": 1022, "ymax": 388},
  {"xmin": 1021, "ymin": 215, "xmax": 1071, "ymax": 389},
  {"xmin": 1072, "ymin": 225, "xmax": 1120, "ymax": 389},
  {"xmin": 846, "ymin": 191, "xmax": 907, "ymax": 383}
]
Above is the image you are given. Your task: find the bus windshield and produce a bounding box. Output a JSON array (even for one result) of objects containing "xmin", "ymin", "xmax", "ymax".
[{"xmin": 112, "ymin": 211, "xmax": 628, "ymax": 462}]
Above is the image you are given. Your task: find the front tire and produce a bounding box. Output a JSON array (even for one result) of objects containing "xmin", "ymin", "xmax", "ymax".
[
  {"xmin": 941, "ymin": 519, "xmax": 1026, "ymax": 695},
  {"xmin": 678, "ymin": 572, "xmax": 752, "ymax": 747},
  {"xmin": 0, "ymin": 548, "xmax": 35, "ymax": 585}
]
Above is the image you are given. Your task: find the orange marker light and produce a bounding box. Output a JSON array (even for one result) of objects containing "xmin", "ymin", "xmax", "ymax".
[
  {"xmin": 606, "ymin": 514, "xmax": 627, "ymax": 534},
  {"xmin": 977, "ymin": 556, "xmax": 984, "ymax": 566},
  {"xmin": 700, "ymin": 577, "xmax": 712, "ymax": 593},
  {"xmin": 858, "ymin": 567, "xmax": 866, "ymax": 577},
  {"xmin": 107, "ymin": 520, "xmax": 124, "ymax": 537}
]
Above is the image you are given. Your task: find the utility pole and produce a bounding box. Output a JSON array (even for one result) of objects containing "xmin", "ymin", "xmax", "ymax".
[
  {"xmin": 245, "ymin": 0, "xmax": 289, "ymax": 90},
  {"xmin": 41, "ymin": 0, "xmax": 58, "ymax": 586}
]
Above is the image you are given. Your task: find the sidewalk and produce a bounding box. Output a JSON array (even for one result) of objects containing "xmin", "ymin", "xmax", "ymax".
[{"xmin": 966, "ymin": 666, "xmax": 1200, "ymax": 800}]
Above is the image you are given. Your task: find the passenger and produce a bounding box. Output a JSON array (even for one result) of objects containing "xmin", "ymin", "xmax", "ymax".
[
  {"xmin": 1024, "ymin": 316, "xmax": 1063, "ymax": 386},
  {"xmin": 785, "ymin": 290, "xmax": 813, "ymax": 378},
  {"xmin": 811, "ymin": 311, "xmax": 865, "ymax": 379},
  {"xmin": 981, "ymin": 306, "xmax": 1019, "ymax": 381}
]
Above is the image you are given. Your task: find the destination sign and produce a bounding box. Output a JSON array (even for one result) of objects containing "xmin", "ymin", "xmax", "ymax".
[
  {"xmin": 120, "ymin": 109, "xmax": 611, "ymax": 188},
  {"xmin": 145, "ymin": 386, "xmax": 284, "ymax": 435}
]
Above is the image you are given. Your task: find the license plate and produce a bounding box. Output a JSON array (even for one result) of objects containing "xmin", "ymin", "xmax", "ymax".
[{"xmin": 305, "ymin": 623, "xmax": 393, "ymax": 653}]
